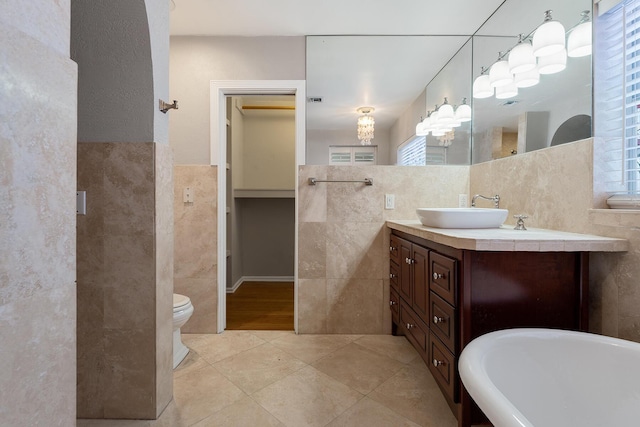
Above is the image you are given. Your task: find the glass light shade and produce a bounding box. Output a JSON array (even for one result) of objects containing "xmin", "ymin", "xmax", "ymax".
[
  {"xmin": 508, "ymin": 42, "xmax": 537, "ymax": 74},
  {"xmin": 455, "ymin": 103, "xmax": 472, "ymax": 122},
  {"xmin": 422, "ymin": 116, "xmax": 434, "ymax": 132},
  {"xmin": 568, "ymin": 21, "xmax": 592, "ymax": 57},
  {"xmin": 514, "ymin": 67, "xmax": 540, "ymax": 88},
  {"xmin": 489, "ymin": 60, "xmax": 513, "ymax": 88},
  {"xmin": 431, "ymin": 128, "xmax": 446, "ymax": 137},
  {"xmin": 473, "ymin": 75, "xmax": 493, "ymax": 98},
  {"xmin": 538, "ymin": 48, "xmax": 567, "ymax": 74},
  {"xmin": 533, "ymin": 19, "xmax": 566, "ymax": 57},
  {"xmin": 495, "ymin": 82, "xmax": 518, "ymax": 99},
  {"xmin": 415, "ymin": 121, "xmax": 427, "ymax": 136},
  {"xmin": 436, "ymin": 103, "xmax": 455, "ymax": 125},
  {"xmin": 450, "ymin": 119, "xmax": 462, "ymax": 128}
]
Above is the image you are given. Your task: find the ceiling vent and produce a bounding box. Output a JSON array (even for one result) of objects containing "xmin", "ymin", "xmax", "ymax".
[{"xmin": 307, "ymin": 97, "xmax": 323, "ymax": 103}]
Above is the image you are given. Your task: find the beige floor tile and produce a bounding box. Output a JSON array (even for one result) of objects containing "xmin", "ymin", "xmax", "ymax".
[
  {"xmin": 182, "ymin": 331, "xmax": 266, "ymax": 364},
  {"xmin": 368, "ymin": 363, "xmax": 457, "ymax": 427},
  {"xmin": 213, "ymin": 342, "xmax": 307, "ymax": 394},
  {"xmin": 252, "ymin": 365, "xmax": 363, "ymax": 427},
  {"xmin": 352, "ymin": 334, "xmax": 420, "ymax": 364},
  {"xmin": 173, "ymin": 348, "xmax": 211, "ymax": 379},
  {"xmin": 192, "ymin": 395, "xmax": 284, "ymax": 427},
  {"xmin": 311, "ymin": 342, "xmax": 404, "ymax": 394},
  {"xmin": 249, "ymin": 330, "xmax": 295, "ymax": 342},
  {"xmin": 173, "ymin": 365, "xmax": 246, "ymax": 426},
  {"xmin": 77, "ymin": 420, "xmax": 151, "ymax": 427},
  {"xmin": 269, "ymin": 333, "xmax": 360, "ymax": 364},
  {"xmin": 326, "ymin": 396, "xmax": 421, "ymax": 427}
]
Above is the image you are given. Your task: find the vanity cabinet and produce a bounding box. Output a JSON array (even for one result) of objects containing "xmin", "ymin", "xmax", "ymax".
[{"xmin": 389, "ymin": 229, "xmax": 589, "ymax": 427}]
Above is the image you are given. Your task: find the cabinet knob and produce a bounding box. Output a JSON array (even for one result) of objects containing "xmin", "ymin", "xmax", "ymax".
[
  {"xmin": 406, "ymin": 323, "xmax": 414, "ymax": 330},
  {"xmin": 433, "ymin": 272, "xmax": 443, "ymax": 280},
  {"xmin": 433, "ymin": 359, "xmax": 444, "ymax": 367},
  {"xmin": 389, "ymin": 246, "xmax": 397, "ymax": 252},
  {"xmin": 405, "ymin": 257, "xmax": 415, "ymax": 264},
  {"xmin": 389, "ymin": 273, "xmax": 397, "ymax": 279},
  {"xmin": 389, "ymin": 300, "xmax": 396, "ymax": 306},
  {"xmin": 433, "ymin": 316, "xmax": 444, "ymax": 324}
]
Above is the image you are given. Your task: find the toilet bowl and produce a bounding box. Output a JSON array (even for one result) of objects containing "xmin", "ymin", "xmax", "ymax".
[{"xmin": 173, "ymin": 293, "xmax": 194, "ymax": 369}]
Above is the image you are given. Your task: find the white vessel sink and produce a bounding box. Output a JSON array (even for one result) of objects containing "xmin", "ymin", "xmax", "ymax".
[
  {"xmin": 459, "ymin": 328, "xmax": 640, "ymax": 427},
  {"xmin": 416, "ymin": 208, "xmax": 508, "ymax": 229}
]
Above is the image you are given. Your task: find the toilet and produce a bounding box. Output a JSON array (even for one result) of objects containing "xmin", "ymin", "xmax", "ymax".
[{"xmin": 172, "ymin": 293, "xmax": 194, "ymax": 369}]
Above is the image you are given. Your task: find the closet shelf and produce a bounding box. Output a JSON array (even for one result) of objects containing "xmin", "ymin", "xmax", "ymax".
[{"xmin": 233, "ymin": 189, "xmax": 294, "ymax": 199}]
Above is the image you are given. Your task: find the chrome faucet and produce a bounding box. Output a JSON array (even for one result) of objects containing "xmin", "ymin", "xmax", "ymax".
[{"xmin": 471, "ymin": 194, "xmax": 500, "ymax": 208}]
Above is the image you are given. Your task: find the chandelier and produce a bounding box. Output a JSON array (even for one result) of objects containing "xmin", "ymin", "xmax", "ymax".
[{"xmin": 357, "ymin": 107, "xmax": 375, "ymax": 145}]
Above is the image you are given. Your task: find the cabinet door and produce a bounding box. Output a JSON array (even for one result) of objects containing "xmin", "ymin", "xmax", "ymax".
[
  {"xmin": 412, "ymin": 245, "xmax": 429, "ymax": 321},
  {"xmin": 389, "ymin": 235, "xmax": 401, "ymax": 266},
  {"xmin": 399, "ymin": 239, "xmax": 413, "ymax": 303},
  {"xmin": 430, "ymin": 251, "xmax": 457, "ymax": 306}
]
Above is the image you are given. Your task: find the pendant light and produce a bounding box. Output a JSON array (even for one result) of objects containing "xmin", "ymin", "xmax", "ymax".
[
  {"xmin": 509, "ymin": 34, "xmax": 537, "ymax": 74},
  {"xmin": 514, "ymin": 67, "xmax": 540, "ymax": 88},
  {"xmin": 533, "ymin": 10, "xmax": 566, "ymax": 57},
  {"xmin": 473, "ymin": 67, "xmax": 494, "ymax": 98},
  {"xmin": 489, "ymin": 53, "xmax": 513, "ymax": 88},
  {"xmin": 538, "ymin": 48, "xmax": 567, "ymax": 74},
  {"xmin": 568, "ymin": 11, "xmax": 592, "ymax": 57},
  {"xmin": 455, "ymin": 98, "xmax": 472, "ymax": 122},
  {"xmin": 436, "ymin": 98, "xmax": 456, "ymax": 126},
  {"xmin": 495, "ymin": 82, "xmax": 518, "ymax": 99},
  {"xmin": 415, "ymin": 118, "xmax": 427, "ymax": 136}
]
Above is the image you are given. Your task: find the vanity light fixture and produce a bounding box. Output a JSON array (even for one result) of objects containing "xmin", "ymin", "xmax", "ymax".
[
  {"xmin": 356, "ymin": 107, "xmax": 375, "ymax": 145},
  {"xmin": 489, "ymin": 53, "xmax": 513, "ymax": 88},
  {"xmin": 532, "ymin": 10, "xmax": 566, "ymax": 57},
  {"xmin": 538, "ymin": 48, "xmax": 567, "ymax": 74},
  {"xmin": 415, "ymin": 116, "xmax": 428, "ymax": 136},
  {"xmin": 495, "ymin": 81, "xmax": 518, "ymax": 99},
  {"xmin": 508, "ymin": 34, "xmax": 537, "ymax": 74},
  {"xmin": 514, "ymin": 66, "xmax": 540, "ymax": 88},
  {"xmin": 473, "ymin": 67, "xmax": 494, "ymax": 98},
  {"xmin": 567, "ymin": 11, "xmax": 592, "ymax": 57},
  {"xmin": 436, "ymin": 98, "xmax": 456, "ymax": 126},
  {"xmin": 455, "ymin": 98, "xmax": 472, "ymax": 122}
]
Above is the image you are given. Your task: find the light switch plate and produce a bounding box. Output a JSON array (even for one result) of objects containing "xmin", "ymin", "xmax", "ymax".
[
  {"xmin": 458, "ymin": 194, "xmax": 468, "ymax": 208},
  {"xmin": 385, "ymin": 194, "xmax": 395, "ymax": 209},
  {"xmin": 76, "ymin": 191, "xmax": 86, "ymax": 215}
]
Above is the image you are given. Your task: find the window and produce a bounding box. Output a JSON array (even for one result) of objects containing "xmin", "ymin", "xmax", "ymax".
[
  {"xmin": 329, "ymin": 145, "xmax": 376, "ymax": 165},
  {"xmin": 596, "ymin": 0, "xmax": 640, "ymax": 193},
  {"xmin": 397, "ymin": 136, "xmax": 447, "ymax": 165}
]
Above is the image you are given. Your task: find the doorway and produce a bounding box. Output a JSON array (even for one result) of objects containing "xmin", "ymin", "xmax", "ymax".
[
  {"xmin": 226, "ymin": 94, "xmax": 295, "ymax": 330},
  {"xmin": 210, "ymin": 80, "xmax": 306, "ymax": 333}
]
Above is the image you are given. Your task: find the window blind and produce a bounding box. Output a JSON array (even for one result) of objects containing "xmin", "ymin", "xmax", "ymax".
[
  {"xmin": 398, "ymin": 136, "xmax": 426, "ymax": 165},
  {"xmin": 596, "ymin": 0, "xmax": 640, "ymax": 193}
]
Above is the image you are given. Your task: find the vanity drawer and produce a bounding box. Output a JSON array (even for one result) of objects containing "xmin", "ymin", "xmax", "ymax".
[
  {"xmin": 429, "ymin": 332, "xmax": 458, "ymax": 402},
  {"xmin": 389, "ymin": 261, "xmax": 400, "ymax": 291},
  {"xmin": 389, "ymin": 235, "xmax": 402, "ymax": 265},
  {"xmin": 430, "ymin": 252, "xmax": 457, "ymax": 306},
  {"xmin": 390, "ymin": 287, "xmax": 399, "ymax": 323},
  {"xmin": 430, "ymin": 291, "xmax": 456, "ymax": 352},
  {"xmin": 400, "ymin": 303, "xmax": 428, "ymax": 354}
]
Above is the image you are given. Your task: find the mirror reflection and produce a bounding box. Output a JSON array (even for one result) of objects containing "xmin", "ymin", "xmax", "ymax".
[{"xmin": 305, "ymin": 0, "xmax": 593, "ymax": 166}]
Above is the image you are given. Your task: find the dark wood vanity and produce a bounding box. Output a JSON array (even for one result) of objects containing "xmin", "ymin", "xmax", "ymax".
[{"xmin": 389, "ymin": 226, "xmax": 592, "ymax": 427}]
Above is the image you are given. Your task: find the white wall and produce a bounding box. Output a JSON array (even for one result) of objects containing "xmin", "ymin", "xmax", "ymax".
[{"xmin": 169, "ymin": 36, "xmax": 306, "ymax": 165}]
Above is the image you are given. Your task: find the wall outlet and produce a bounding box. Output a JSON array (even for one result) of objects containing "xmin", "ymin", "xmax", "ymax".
[
  {"xmin": 385, "ymin": 194, "xmax": 395, "ymax": 209},
  {"xmin": 458, "ymin": 194, "xmax": 468, "ymax": 208},
  {"xmin": 183, "ymin": 187, "xmax": 194, "ymax": 203}
]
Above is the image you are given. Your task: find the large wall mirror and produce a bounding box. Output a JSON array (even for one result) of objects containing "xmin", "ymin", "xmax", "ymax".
[
  {"xmin": 470, "ymin": 0, "xmax": 592, "ymax": 163},
  {"xmin": 305, "ymin": 0, "xmax": 593, "ymax": 166}
]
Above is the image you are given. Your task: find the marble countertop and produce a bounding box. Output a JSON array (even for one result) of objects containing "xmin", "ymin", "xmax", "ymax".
[{"xmin": 386, "ymin": 220, "xmax": 629, "ymax": 252}]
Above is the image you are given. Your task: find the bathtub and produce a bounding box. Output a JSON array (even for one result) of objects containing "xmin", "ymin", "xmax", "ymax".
[{"xmin": 459, "ymin": 328, "xmax": 640, "ymax": 427}]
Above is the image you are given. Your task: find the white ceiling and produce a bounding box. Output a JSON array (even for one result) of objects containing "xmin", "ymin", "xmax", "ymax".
[{"xmin": 168, "ymin": 0, "xmax": 507, "ymax": 132}]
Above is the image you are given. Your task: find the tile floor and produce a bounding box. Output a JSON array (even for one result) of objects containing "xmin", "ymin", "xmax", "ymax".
[{"xmin": 77, "ymin": 331, "xmax": 457, "ymax": 427}]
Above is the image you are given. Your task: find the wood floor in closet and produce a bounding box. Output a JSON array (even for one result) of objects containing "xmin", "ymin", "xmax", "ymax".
[{"xmin": 226, "ymin": 281, "xmax": 294, "ymax": 330}]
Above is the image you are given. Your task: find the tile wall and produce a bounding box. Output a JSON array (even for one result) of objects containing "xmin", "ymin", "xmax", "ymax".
[
  {"xmin": 470, "ymin": 138, "xmax": 640, "ymax": 342},
  {"xmin": 173, "ymin": 165, "xmax": 218, "ymax": 333},
  {"xmin": 297, "ymin": 165, "xmax": 470, "ymax": 334},
  {"xmin": 77, "ymin": 142, "xmax": 173, "ymax": 419},
  {"xmin": 1, "ymin": 3, "xmax": 77, "ymax": 424}
]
